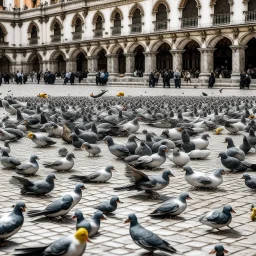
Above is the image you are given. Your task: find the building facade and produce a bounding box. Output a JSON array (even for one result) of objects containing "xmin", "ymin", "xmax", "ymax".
[{"xmin": 0, "ymin": 0, "xmax": 256, "ymax": 82}]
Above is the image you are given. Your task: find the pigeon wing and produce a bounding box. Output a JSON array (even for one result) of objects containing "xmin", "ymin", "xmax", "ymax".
[
  {"xmin": 206, "ymin": 210, "xmax": 221, "ymax": 223},
  {"xmin": 44, "ymin": 236, "xmax": 71, "ymax": 256},
  {"xmin": 197, "ymin": 175, "xmax": 211, "ymax": 185},
  {"xmin": 156, "ymin": 201, "xmax": 179, "ymax": 214},
  {"xmin": 44, "ymin": 198, "xmax": 72, "ymax": 214},
  {"xmin": 0, "ymin": 217, "xmax": 19, "ymax": 235},
  {"xmin": 116, "ymin": 145, "xmax": 130, "ymax": 154},
  {"xmin": 87, "ymin": 172, "xmax": 101, "ymax": 181},
  {"xmin": 125, "ymin": 164, "xmax": 150, "ymax": 183}
]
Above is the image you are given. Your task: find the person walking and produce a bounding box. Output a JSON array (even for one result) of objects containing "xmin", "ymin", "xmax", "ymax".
[
  {"xmin": 37, "ymin": 72, "xmax": 41, "ymax": 84},
  {"xmin": 104, "ymin": 71, "xmax": 109, "ymax": 85},
  {"xmin": 208, "ymin": 72, "xmax": 215, "ymax": 88},
  {"xmin": 149, "ymin": 72, "xmax": 155, "ymax": 87},
  {"xmin": 245, "ymin": 73, "xmax": 251, "ymax": 89},
  {"xmin": 174, "ymin": 69, "xmax": 181, "ymax": 88},
  {"xmin": 186, "ymin": 71, "xmax": 191, "ymax": 83},
  {"xmin": 64, "ymin": 71, "xmax": 71, "ymax": 85},
  {"xmin": 96, "ymin": 70, "xmax": 100, "ymax": 85},
  {"xmin": 70, "ymin": 72, "xmax": 75, "ymax": 85},
  {"xmin": 240, "ymin": 72, "xmax": 246, "ymax": 89}
]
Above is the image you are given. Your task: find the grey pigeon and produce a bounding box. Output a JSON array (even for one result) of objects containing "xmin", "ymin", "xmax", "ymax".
[
  {"xmin": 0, "ymin": 202, "xmax": 26, "ymax": 241},
  {"xmin": 125, "ymin": 134, "xmax": 139, "ymax": 155},
  {"xmin": 16, "ymin": 154, "xmax": 39, "ymax": 175},
  {"xmin": 242, "ymin": 173, "xmax": 256, "ymax": 189},
  {"xmin": 103, "ymin": 136, "xmax": 130, "ymax": 158},
  {"xmin": 134, "ymin": 140, "xmax": 152, "ymax": 156},
  {"xmin": 199, "ymin": 205, "xmax": 235, "ymax": 230},
  {"xmin": 95, "ymin": 196, "xmax": 122, "ymax": 214},
  {"xmin": 247, "ymin": 128, "xmax": 256, "ymax": 148},
  {"xmin": 70, "ymin": 133, "xmax": 84, "ymax": 149},
  {"xmin": 224, "ymin": 137, "xmax": 245, "ymax": 160},
  {"xmin": 0, "ymin": 149, "xmax": 21, "ymax": 168},
  {"xmin": 181, "ymin": 130, "xmax": 195, "ymax": 153},
  {"xmin": 210, "ymin": 244, "xmax": 229, "ymax": 255},
  {"xmin": 58, "ymin": 147, "xmax": 68, "ymax": 157},
  {"xmin": 10, "ymin": 174, "xmax": 56, "ymax": 195},
  {"xmin": 239, "ymin": 135, "xmax": 252, "ymax": 154},
  {"xmin": 81, "ymin": 142, "xmax": 101, "ymax": 156},
  {"xmin": 125, "ymin": 213, "xmax": 176, "ymax": 254}
]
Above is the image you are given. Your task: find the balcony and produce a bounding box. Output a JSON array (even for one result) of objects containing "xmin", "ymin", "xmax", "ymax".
[
  {"xmin": 51, "ymin": 34, "xmax": 61, "ymax": 42},
  {"xmin": 181, "ymin": 17, "xmax": 198, "ymax": 28},
  {"xmin": 213, "ymin": 13, "xmax": 230, "ymax": 25},
  {"xmin": 154, "ymin": 20, "xmax": 168, "ymax": 31},
  {"xmin": 94, "ymin": 29, "xmax": 103, "ymax": 38},
  {"xmin": 130, "ymin": 23, "xmax": 142, "ymax": 34},
  {"xmin": 72, "ymin": 32, "xmax": 82, "ymax": 40},
  {"xmin": 112, "ymin": 26, "xmax": 121, "ymax": 36},
  {"xmin": 245, "ymin": 10, "xmax": 256, "ymax": 22},
  {"xmin": 29, "ymin": 37, "xmax": 39, "ymax": 45}
]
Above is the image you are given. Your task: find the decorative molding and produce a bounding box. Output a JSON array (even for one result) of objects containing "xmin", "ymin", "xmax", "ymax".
[
  {"xmin": 123, "ymin": 38, "xmax": 128, "ymax": 47},
  {"xmin": 105, "ymin": 40, "xmax": 110, "ymax": 49},
  {"xmin": 42, "ymin": 47, "xmax": 47, "ymax": 56},
  {"xmin": 158, "ymin": 34, "xmax": 163, "ymax": 41},
  {"xmin": 0, "ymin": 23, "xmax": 8, "ymax": 36},
  {"xmin": 27, "ymin": 21, "xmax": 39, "ymax": 33},
  {"xmin": 110, "ymin": 7, "xmax": 124, "ymax": 21},
  {"xmin": 50, "ymin": 17, "xmax": 63, "ymax": 31},
  {"xmin": 248, "ymin": 26, "xmax": 254, "ymax": 33},
  {"xmin": 145, "ymin": 36, "xmax": 150, "ymax": 46},
  {"xmin": 179, "ymin": 0, "xmax": 201, "ymax": 9},
  {"xmin": 215, "ymin": 29, "xmax": 221, "ymax": 36},
  {"xmin": 17, "ymin": 21, "xmax": 23, "ymax": 28},
  {"xmin": 86, "ymin": 42, "xmax": 91, "ymax": 52},
  {"xmin": 129, "ymin": 3, "xmax": 144, "ymax": 18},
  {"xmin": 170, "ymin": 33, "xmax": 177, "ymax": 43},
  {"xmin": 184, "ymin": 32, "xmax": 190, "ymax": 38},
  {"xmin": 82, "ymin": 7, "xmax": 88, "ymax": 18},
  {"xmin": 233, "ymin": 27, "xmax": 239, "ymax": 39},
  {"xmin": 201, "ymin": 31, "xmax": 207, "ymax": 42},
  {"xmin": 152, "ymin": 0, "xmax": 170, "ymax": 14},
  {"xmin": 92, "ymin": 10, "xmax": 105, "ymax": 24},
  {"xmin": 71, "ymin": 12, "xmax": 84, "ymax": 27},
  {"xmin": 21, "ymin": 49, "xmax": 26, "ymax": 57},
  {"xmin": 60, "ymin": 12, "xmax": 66, "ymax": 21}
]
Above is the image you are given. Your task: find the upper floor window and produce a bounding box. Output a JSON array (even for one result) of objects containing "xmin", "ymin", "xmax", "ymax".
[
  {"xmin": 54, "ymin": 23, "xmax": 61, "ymax": 35},
  {"xmin": 113, "ymin": 12, "xmax": 122, "ymax": 35},
  {"xmin": 29, "ymin": 25, "xmax": 38, "ymax": 45},
  {"xmin": 181, "ymin": 0, "xmax": 198, "ymax": 28},
  {"xmin": 246, "ymin": 0, "xmax": 256, "ymax": 22},
  {"xmin": 75, "ymin": 18, "xmax": 82, "ymax": 33},
  {"xmin": 0, "ymin": 27, "xmax": 5, "ymax": 44},
  {"xmin": 155, "ymin": 4, "xmax": 168, "ymax": 31},
  {"xmin": 213, "ymin": 0, "xmax": 230, "ymax": 25},
  {"xmin": 31, "ymin": 26, "xmax": 38, "ymax": 38},
  {"xmin": 131, "ymin": 9, "xmax": 142, "ymax": 33}
]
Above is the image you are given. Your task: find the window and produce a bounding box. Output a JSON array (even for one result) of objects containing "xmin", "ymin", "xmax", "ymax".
[
  {"xmin": 54, "ymin": 23, "xmax": 61, "ymax": 35},
  {"xmin": 155, "ymin": 4, "xmax": 167, "ymax": 30},
  {"xmin": 0, "ymin": 28, "xmax": 4, "ymax": 44},
  {"xmin": 113, "ymin": 12, "xmax": 121, "ymax": 35},
  {"xmin": 131, "ymin": 9, "xmax": 142, "ymax": 33},
  {"xmin": 75, "ymin": 18, "xmax": 82, "ymax": 33},
  {"xmin": 181, "ymin": 0, "xmax": 198, "ymax": 28}
]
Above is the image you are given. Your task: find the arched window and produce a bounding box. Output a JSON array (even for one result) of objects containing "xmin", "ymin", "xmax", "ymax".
[
  {"xmin": 155, "ymin": 4, "xmax": 168, "ymax": 30},
  {"xmin": 75, "ymin": 18, "xmax": 82, "ymax": 33},
  {"xmin": 95, "ymin": 16, "xmax": 103, "ymax": 38},
  {"xmin": 246, "ymin": 0, "xmax": 256, "ymax": 22},
  {"xmin": 213, "ymin": 0, "xmax": 230, "ymax": 24},
  {"xmin": 52, "ymin": 22, "xmax": 61, "ymax": 42},
  {"xmin": 0, "ymin": 27, "xmax": 4, "ymax": 44},
  {"xmin": 181, "ymin": 0, "xmax": 198, "ymax": 28},
  {"xmin": 131, "ymin": 9, "xmax": 142, "ymax": 33},
  {"xmin": 113, "ymin": 12, "xmax": 121, "ymax": 35},
  {"xmin": 30, "ymin": 26, "xmax": 38, "ymax": 45}
]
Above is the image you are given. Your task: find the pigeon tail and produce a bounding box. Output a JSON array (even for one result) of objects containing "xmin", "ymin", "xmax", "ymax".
[
  {"xmin": 14, "ymin": 246, "xmax": 48, "ymax": 256},
  {"xmin": 69, "ymin": 175, "xmax": 89, "ymax": 182},
  {"xmin": 114, "ymin": 184, "xmax": 137, "ymax": 191},
  {"xmin": 27, "ymin": 210, "xmax": 47, "ymax": 217},
  {"xmin": 160, "ymin": 240, "xmax": 177, "ymax": 254}
]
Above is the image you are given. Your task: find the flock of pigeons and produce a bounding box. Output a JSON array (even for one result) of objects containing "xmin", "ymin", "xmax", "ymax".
[{"xmin": 0, "ymin": 94, "xmax": 255, "ymax": 256}]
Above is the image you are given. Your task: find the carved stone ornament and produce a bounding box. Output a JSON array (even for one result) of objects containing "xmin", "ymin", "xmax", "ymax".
[
  {"xmin": 123, "ymin": 38, "xmax": 128, "ymax": 47},
  {"xmin": 13, "ymin": 50, "xmax": 17, "ymax": 59},
  {"xmin": 86, "ymin": 42, "xmax": 91, "ymax": 52},
  {"xmin": 170, "ymin": 33, "xmax": 177, "ymax": 43},
  {"xmin": 233, "ymin": 28, "xmax": 239, "ymax": 39},
  {"xmin": 158, "ymin": 34, "xmax": 163, "ymax": 41},
  {"xmin": 133, "ymin": 37, "xmax": 138, "ymax": 43},
  {"xmin": 215, "ymin": 29, "xmax": 221, "ymax": 36},
  {"xmin": 83, "ymin": 8, "xmax": 88, "ymax": 18},
  {"xmin": 10, "ymin": 21, "xmax": 16, "ymax": 28},
  {"xmin": 0, "ymin": 49, "xmax": 6, "ymax": 56},
  {"xmin": 248, "ymin": 26, "xmax": 254, "ymax": 33},
  {"xmin": 75, "ymin": 43, "xmax": 80, "ymax": 49},
  {"xmin": 184, "ymin": 32, "xmax": 190, "ymax": 39},
  {"xmin": 21, "ymin": 49, "xmax": 26, "ymax": 57},
  {"xmin": 201, "ymin": 31, "xmax": 207, "ymax": 42},
  {"xmin": 32, "ymin": 48, "xmax": 37, "ymax": 54},
  {"xmin": 44, "ymin": 16, "xmax": 49, "ymax": 23},
  {"xmin": 42, "ymin": 47, "xmax": 47, "ymax": 56},
  {"xmin": 145, "ymin": 36, "xmax": 150, "ymax": 46},
  {"xmin": 60, "ymin": 12, "xmax": 66, "ymax": 21},
  {"xmin": 65, "ymin": 45, "xmax": 70, "ymax": 53},
  {"xmin": 55, "ymin": 45, "xmax": 60, "ymax": 51},
  {"xmin": 18, "ymin": 21, "xmax": 23, "ymax": 28},
  {"xmin": 105, "ymin": 40, "xmax": 110, "ymax": 49}
]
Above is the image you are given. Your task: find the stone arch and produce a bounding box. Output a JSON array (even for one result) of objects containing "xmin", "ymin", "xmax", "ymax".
[
  {"xmin": 27, "ymin": 21, "xmax": 40, "ymax": 33},
  {"xmin": 127, "ymin": 42, "xmax": 146, "ymax": 53},
  {"xmin": 109, "ymin": 44, "xmax": 125, "ymax": 54},
  {"xmin": 206, "ymin": 35, "xmax": 234, "ymax": 48},
  {"xmin": 176, "ymin": 37, "xmax": 202, "ymax": 50},
  {"xmin": 27, "ymin": 52, "xmax": 43, "ymax": 62},
  {"xmin": 69, "ymin": 48, "xmax": 87, "ymax": 61},
  {"xmin": 0, "ymin": 54, "xmax": 12, "ymax": 63},
  {"xmin": 71, "ymin": 13, "xmax": 84, "ymax": 27},
  {"xmin": 129, "ymin": 3, "xmax": 144, "ymax": 17},
  {"xmin": 239, "ymin": 32, "xmax": 256, "ymax": 46},
  {"xmin": 152, "ymin": 0, "xmax": 170, "ymax": 14},
  {"xmin": 50, "ymin": 17, "xmax": 63, "ymax": 31},
  {"xmin": 0, "ymin": 55, "xmax": 11, "ymax": 73},
  {"xmin": 210, "ymin": 0, "xmax": 233, "ymax": 7},
  {"xmin": 92, "ymin": 10, "xmax": 105, "ymax": 24},
  {"xmin": 150, "ymin": 40, "xmax": 172, "ymax": 52},
  {"xmin": 49, "ymin": 50, "xmax": 66, "ymax": 60},
  {"xmin": 110, "ymin": 7, "xmax": 124, "ymax": 21},
  {"xmin": 179, "ymin": 0, "xmax": 201, "ymax": 9},
  {"xmin": 90, "ymin": 46, "xmax": 107, "ymax": 56},
  {"xmin": 0, "ymin": 23, "xmax": 8, "ymax": 36}
]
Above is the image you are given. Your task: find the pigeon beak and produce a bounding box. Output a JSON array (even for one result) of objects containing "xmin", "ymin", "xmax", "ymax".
[
  {"xmin": 124, "ymin": 218, "xmax": 131, "ymax": 224},
  {"xmin": 231, "ymin": 209, "xmax": 236, "ymax": 213},
  {"xmin": 117, "ymin": 200, "xmax": 123, "ymax": 204},
  {"xmin": 164, "ymin": 149, "xmax": 169, "ymax": 153},
  {"xmin": 187, "ymin": 196, "xmax": 192, "ymax": 200},
  {"xmin": 209, "ymin": 250, "xmax": 216, "ymax": 254},
  {"xmin": 217, "ymin": 155, "xmax": 220, "ymax": 158},
  {"xmin": 169, "ymin": 173, "xmax": 175, "ymax": 177},
  {"xmin": 111, "ymin": 168, "xmax": 116, "ymax": 171},
  {"xmin": 241, "ymin": 177, "xmax": 245, "ymax": 179},
  {"xmin": 81, "ymin": 145, "xmax": 85, "ymax": 149},
  {"xmin": 101, "ymin": 216, "xmax": 107, "ymax": 220},
  {"xmin": 224, "ymin": 250, "xmax": 229, "ymax": 254},
  {"xmin": 103, "ymin": 140, "xmax": 107, "ymax": 144},
  {"xmin": 86, "ymin": 237, "xmax": 92, "ymax": 243},
  {"xmin": 178, "ymin": 127, "xmax": 183, "ymax": 132},
  {"xmin": 81, "ymin": 187, "xmax": 86, "ymax": 190},
  {"xmin": 22, "ymin": 207, "xmax": 26, "ymax": 212},
  {"xmin": 72, "ymin": 216, "xmax": 77, "ymax": 220}
]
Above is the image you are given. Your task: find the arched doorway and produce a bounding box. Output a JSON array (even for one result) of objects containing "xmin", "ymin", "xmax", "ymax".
[
  {"xmin": 245, "ymin": 37, "xmax": 256, "ymax": 77},
  {"xmin": 134, "ymin": 45, "xmax": 145, "ymax": 71},
  {"xmin": 117, "ymin": 48, "xmax": 126, "ymax": 74},
  {"xmin": 29, "ymin": 55, "xmax": 40, "ymax": 72},
  {"xmin": 214, "ymin": 37, "xmax": 232, "ymax": 72},
  {"xmin": 156, "ymin": 43, "xmax": 172, "ymax": 70},
  {"xmin": 182, "ymin": 40, "xmax": 200, "ymax": 71},
  {"xmin": 76, "ymin": 52, "xmax": 87, "ymax": 72},
  {"xmin": 56, "ymin": 54, "xmax": 66, "ymax": 72},
  {"xmin": 0, "ymin": 56, "xmax": 10, "ymax": 73},
  {"xmin": 98, "ymin": 49, "xmax": 107, "ymax": 71}
]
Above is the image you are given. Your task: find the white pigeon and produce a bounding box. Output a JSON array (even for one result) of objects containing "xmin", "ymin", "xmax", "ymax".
[
  {"xmin": 192, "ymin": 134, "xmax": 210, "ymax": 150},
  {"xmin": 168, "ymin": 148, "xmax": 190, "ymax": 167},
  {"xmin": 188, "ymin": 150, "xmax": 211, "ymax": 159}
]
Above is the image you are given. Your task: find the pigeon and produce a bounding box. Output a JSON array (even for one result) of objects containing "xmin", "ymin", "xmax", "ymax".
[
  {"xmin": 65, "ymin": 183, "xmax": 86, "ymax": 208},
  {"xmin": 218, "ymin": 152, "xmax": 256, "ymax": 172},
  {"xmin": 210, "ymin": 244, "xmax": 229, "ymax": 255},
  {"xmin": 0, "ymin": 140, "xmax": 11, "ymax": 154},
  {"xmin": 16, "ymin": 154, "xmax": 39, "ymax": 175},
  {"xmin": 125, "ymin": 135, "xmax": 139, "ymax": 154},
  {"xmin": 10, "ymin": 174, "xmax": 56, "ymax": 195},
  {"xmin": 95, "ymin": 196, "xmax": 122, "ymax": 214},
  {"xmin": 219, "ymin": 89, "xmax": 224, "ymax": 93},
  {"xmin": 27, "ymin": 132, "xmax": 56, "ymax": 147},
  {"xmin": 0, "ymin": 202, "xmax": 26, "ymax": 242},
  {"xmin": 202, "ymin": 92, "xmax": 208, "ymax": 96},
  {"xmin": 81, "ymin": 142, "xmax": 101, "ymax": 156},
  {"xmin": 13, "ymin": 228, "xmax": 90, "ymax": 256},
  {"xmin": 70, "ymin": 133, "xmax": 85, "ymax": 149},
  {"xmin": 239, "ymin": 135, "xmax": 252, "ymax": 154},
  {"xmin": 181, "ymin": 130, "xmax": 195, "ymax": 153},
  {"xmin": 192, "ymin": 133, "xmax": 210, "ymax": 150},
  {"xmin": 241, "ymin": 173, "xmax": 256, "ymax": 189},
  {"xmin": 90, "ymin": 90, "xmax": 108, "ymax": 98},
  {"xmin": 103, "ymin": 135, "xmax": 130, "ymax": 158},
  {"xmin": 225, "ymin": 117, "xmax": 246, "ymax": 134},
  {"xmin": 188, "ymin": 149, "xmax": 211, "ymax": 159},
  {"xmin": 27, "ymin": 194, "xmax": 74, "ymax": 218},
  {"xmin": 118, "ymin": 117, "xmax": 140, "ymax": 134},
  {"xmin": 168, "ymin": 148, "xmax": 190, "ymax": 167},
  {"xmin": 149, "ymin": 192, "xmax": 191, "ymax": 217},
  {"xmin": 0, "ymin": 149, "xmax": 21, "ymax": 168},
  {"xmin": 114, "ymin": 164, "xmax": 174, "ymax": 195},
  {"xmin": 2, "ymin": 100, "xmax": 17, "ymax": 115},
  {"xmin": 247, "ymin": 128, "xmax": 256, "ymax": 148},
  {"xmin": 199, "ymin": 205, "xmax": 235, "ymax": 230},
  {"xmin": 72, "ymin": 210, "xmax": 106, "ymax": 237},
  {"xmin": 58, "ymin": 147, "xmax": 68, "ymax": 157},
  {"xmin": 151, "ymin": 139, "xmax": 175, "ymax": 153},
  {"xmin": 134, "ymin": 140, "xmax": 152, "ymax": 156},
  {"xmin": 224, "ymin": 137, "xmax": 245, "ymax": 160},
  {"xmin": 69, "ymin": 165, "xmax": 115, "ymax": 183},
  {"xmin": 43, "ymin": 152, "xmax": 75, "ymax": 171},
  {"xmin": 125, "ymin": 213, "xmax": 176, "ymax": 254},
  {"xmin": 183, "ymin": 166, "xmax": 224, "ymax": 188}
]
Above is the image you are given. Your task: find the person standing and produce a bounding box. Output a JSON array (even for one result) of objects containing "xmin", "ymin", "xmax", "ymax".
[
  {"xmin": 149, "ymin": 72, "xmax": 155, "ymax": 87},
  {"xmin": 104, "ymin": 71, "xmax": 109, "ymax": 85},
  {"xmin": 70, "ymin": 71, "xmax": 75, "ymax": 85},
  {"xmin": 174, "ymin": 69, "xmax": 181, "ymax": 88},
  {"xmin": 208, "ymin": 73, "xmax": 215, "ymax": 88},
  {"xmin": 64, "ymin": 71, "xmax": 71, "ymax": 85},
  {"xmin": 37, "ymin": 72, "xmax": 41, "ymax": 84},
  {"xmin": 186, "ymin": 71, "xmax": 191, "ymax": 83},
  {"xmin": 96, "ymin": 70, "xmax": 100, "ymax": 85}
]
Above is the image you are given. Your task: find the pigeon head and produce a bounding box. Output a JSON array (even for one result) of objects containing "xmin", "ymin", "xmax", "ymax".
[
  {"xmin": 105, "ymin": 165, "xmax": 115, "ymax": 172},
  {"xmin": 201, "ymin": 133, "xmax": 210, "ymax": 140},
  {"xmin": 213, "ymin": 169, "xmax": 225, "ymax": 177},
  {"xmin": 30, "ymin": 154, "xmax": 39, "ymax": 161},
  {"xmin": 93, "ymin": 210, "xmax": 107, "ymax": 221},
  {"xmin": 217, "ymin": 152, "xmax": 227, "ymax": 159},
  {"xmin": 127, "ymin": 134, "xmax": 140, "ymax": 142},
  {"xmin": 179, "ymin": 192, "xmax": 192, "ymax": 202},
  {"xmin": 162, "ymin": 170, "xmax": 174, "ymax": 179},
  {"xmin": 67, "ymin": 152, "xmax": 76, "ymax": 160},
  {"xmin": 181, "ymin": 130, "xmax": 190, "ymax": 143},
  {"xmin": 74, "ymin": 183, "xmax": 86, "ymax": 193},
  {"xmin": 223, "ymin": 137, "xmax": 235, "ymax": 148},
  {"xmin": 4, "ymin": 140, "xmax": 10, "ymax": 147},
  {"xmin": 110, "ymin": 196, "xmax": 122, "ymax": 205},
  {"xmin": 1, "ymin": 149, "xmax": 9, "ymax": 157},
  {"xmin": 241, "ymin": 173, "xmax": 251, "ymax": 180},
  {"xmin": 142, "ymin": 129, "xmax": 148, "ymax": 134},
  {"xmin": 173, "ymin": 148, "xmax": 180, "ymax": 156},
  {"xmin": 74, "ymin": 228, "xmax": 90, "ymax": 243},
  {"xmin": 162, "ymin": 129, "xmax": 170, "ymax": 137},
  {"xmin": 158, "ymin": 145, "xmax": 169, "ymax": 154},
  {"xmin": 46, "ymin": 173, "xmax": 56, "ymax": 182},
  {"xmin": 13, "ymin": 202, "xmax": 26, "ymax": 214},
  {"xmin": 132, "ymin": 117, "xmax": 139, "ymax": 124},
  {"xmin": 223, "ymin": 205, "xmax": 236, "ymax": 214},
  {"xmin": 103, "ymin": 136, "xmax": 114, "ymax": 145},
  {"xmin": 125, "ymin": 213, "xmax": 138, "ymax": 226},
  {"xmin": 249, "ymin": 128, "xmax": 255, "ymax": 136},
  {"xmin": 72, "ymin": 209, "xmax": 84, "ymax": 222},
  {"xmin": 210, "ymin": 244, "xmax": 228, "ymax": 255},
  {"xmin": 183, "ymin": 166, "xmax": 194, "ymax": 175},
  {"xmin": 81, "ymin": 142, "xmax": 91, "ymax": 149}
]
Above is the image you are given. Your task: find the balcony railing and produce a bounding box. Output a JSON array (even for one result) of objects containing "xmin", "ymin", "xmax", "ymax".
[
  {"xmin": 213, "ymin": 13, "xmax": 230, "ymax": 25},
  {"xmin": 29, "ymin": 37, "xmax": 38, "ymax": 45},
  {"xmin": 112, "ymin": 26, "xmax": 121, "ymax": 36},
  {"xmin": 72, "ymin": 32, "xmax": 82, "ymax": 40},
  {"xmin": 154, "ymin": 20, "xmax": 168, "ymax": 31},
  {"xmin": 130, "ymin": 23, "xmax": 142, "ymax": 34},
  {"xmin": 181, "ymin": 17, "xmax": 198, "ymax": 28},
  {"xmin": 50, "ymin": 34, "xmax": 61, "ymax": 42},
  {"xmin": 94, "ymin": 29, "xmax": 103, "ymax": 38},
  {"xmin": 245, "ymin": 10, "xmax": 256, "ymax": 22}
]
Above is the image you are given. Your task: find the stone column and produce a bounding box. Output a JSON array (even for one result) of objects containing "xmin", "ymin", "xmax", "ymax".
[
  {"xmin": 170, "ymin": 50, "xmax": 185, "ymax": 72},
  {"xmin": 106, "ymin": 54, "xmax": 119, "ymax": 76},
  {"xmin": 124, "ymin": 53, "xmax": 135, "ymax": 76},
  {"xmin": 87, "ymin": 56, "xmax": 99, "ymax": 78},
  {"xmin": 41, "ymin": 61, "xmax": 49, "ymax": 73},
  {"xmin": 230, "ymin": 45, "xmax": 247, "ymax": 83},
  {"xmin": 66, "ymin": 59, "xmax": 76, "ymax": 72},
  {"xmin": 143, "ymin": 51, "xmax": 157, "ymax": 76},
  {"xmin": 198, "ymin": 48, "xmax": 216, "ymax": 82}
]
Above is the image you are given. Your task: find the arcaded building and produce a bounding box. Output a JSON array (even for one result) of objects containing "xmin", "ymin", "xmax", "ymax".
[{"xmin": 0, "ymin": 0, "xmax": 256, "ymax": 83}]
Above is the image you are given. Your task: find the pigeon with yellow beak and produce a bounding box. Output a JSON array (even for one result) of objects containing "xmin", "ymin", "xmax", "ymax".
[
  {"xmin": 116, "ymin": 92, "xmax": 125, "ymax": 97},
  {"xmin": 13, "ymin": 228, "xmax": 90, "ymax": 256},
  {"xmin": 37, "ymin": 93, "xmax": 48, "ymax": 98},
  {"xmin": 209, "ymin": 244, "xmax": 229, "ymax": 255},
  {"xmin": 27, "ymin": 132, "xmax": 56, "ymax": 147},
  {"xmin": 215, "ymin": 127, "xmax": 224, "ymax": 135},
  {"xmin": 250, "ymin": 204, "xmax": 256, "ymax": 221}
]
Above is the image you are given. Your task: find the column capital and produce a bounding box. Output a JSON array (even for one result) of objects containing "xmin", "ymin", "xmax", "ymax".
[
  {"xmin": 143, "ymin": 51, "xmax": 157, "ymax": 57},
  {"xmin": 124, "ymin": 53, "xmax": 136, "ymax": 57},
  {"xmin": 230, "ymin": 45, "xmax": 248, "ymax": 52},
  {"xmin": 170, "ymin": 50, "xmax": 185, "ymax": 55},
  {"xmin": 197, "ymin": 47, "xmax": 216, "ymax": 53},
  {"xmin": 105, "ymin": 54, "xmax": 119, "ymax": 58},
  {"xmin": 86, "ymin": 56, "xmax": 99, "ymax": 60}
]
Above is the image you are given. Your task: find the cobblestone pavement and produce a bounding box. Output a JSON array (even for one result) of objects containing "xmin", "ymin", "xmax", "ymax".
[{"xmin": 0, "ymin": 84, "xmax": 256, "ymax": 256}]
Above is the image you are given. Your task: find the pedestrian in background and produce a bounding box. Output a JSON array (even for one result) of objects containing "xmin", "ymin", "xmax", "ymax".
[
  {"xmin": 208, "ymin": 72, "xmax": 215, "ymax": 88},
  {"xmin": 174, "ymin": 69, "xmax": 181, "ymax": 88}
]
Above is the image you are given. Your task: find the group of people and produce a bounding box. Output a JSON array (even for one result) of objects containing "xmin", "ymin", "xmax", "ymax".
[{"xmin": 95, "ymin": 70, "xmax": 109, "ymax": 85}]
